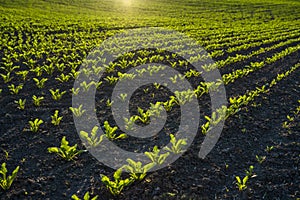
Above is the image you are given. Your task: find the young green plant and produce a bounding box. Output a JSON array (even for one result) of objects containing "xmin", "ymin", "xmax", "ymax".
[
  {"xmin": 0, "ymin": 163, "xmax": 20, "ymax": 190},
  {"xmin": 29, "ymin": 118, "xmax": 43, "ymax": 132},
  {"xmin": 51, "ymin": 110, "xmax": 63, "ymax": 126},
  {"xmin": 14, "ymin": 99, "xmax": 26, "ymax": 110},
  {"xmin": 103, "ymin": 121, "xmax": 127, "ymax": 140},
  {"xmin": 101, "ymin": 168, "xmax": 134, "ymax": 196},
  {"xmin": 80, "ymin": 126, "xmax": 104, "ymax": 148},
  {"xmin": 256, "ymin": 155, "xmax": 266, "ymax": 164},
  {"xmin": 245, "ymin": 165, "xmax": 255, "ymax": 177},
  {"xmin": 33, "ymin": 78, "xmax": 48, "ymax": 89},
  {"xmin": 71, "ymin": 192, "xmax": 98, "ymax": 200},
  {"xmin": 235, "ymin": 175, "xmax": 248, "ymax": 191},
  {"xmin": 50, "ymin": 89, "xmax": 66, "ymax": 101},
  {"xmin": 123, "ymin": 158, "xmax": 155, "ymax": 181},
  {"xmin": 32, "ymin": 95, "xmax": 44, "ymax": 106},
  {"xmin": 145, "ymin": 146, "xmax": 170, "ymax": 165},
  {"xmin": 48, "ymin": 136, "xmax": 85, "ymax": 161},
  {"xmin": 134, "ymin": 107, "xmax": 150, "ymax": 124},
  {"xmin": 163, "ymin": 134, "xmax": 187, "ymax": 154},
  {"xmin": 8, "ymin": 84, "xmax": 23, "ymax": 95},
  {"xmin": 69, "ymin": 105, "xmax": 86, "ymax": 117}
]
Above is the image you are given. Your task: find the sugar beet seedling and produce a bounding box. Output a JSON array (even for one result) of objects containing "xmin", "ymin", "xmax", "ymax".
[
  {"xmin": 71, "ymin": 192, "xmax": 98, "ymax": 200},
  {"xmin": 103, "ymin": 121, "xmax": 127, "ymax": 140},
  {"xmin": 32, "ymin": 95, "xmax": 44, "ymax": 107},
  {"xmin": 28, "ymin": 118, "xmax": 43, "ymax": 132},
  {"xmin": 48, "ymin": 136, "xmax": 86, "ymax": 161},
  {"xmin": 101, "ymin": 168, "xmax": 134, "ymax": 196},
  {"xmin": 14, "ymin": 99, "xmax": 26, "ymax": 110},
  {"xmin": 51, "ymin": 110, "xmax": 63, "ymax": 126},
  {"xmin": 80, "ymin": 126, "xmax": 104, "ymax": 148},
  {"xmin": 0, "ymin": 163, "xmax": 20, "ymax": 191},
  {"xmin": 69, "ymin": 105, "xmax": 86, "ymax": 117}
]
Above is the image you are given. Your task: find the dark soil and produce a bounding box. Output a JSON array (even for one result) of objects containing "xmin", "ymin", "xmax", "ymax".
[{"xmin": 0, "ymin": 47, "xmax": 299, "ymax": 200}]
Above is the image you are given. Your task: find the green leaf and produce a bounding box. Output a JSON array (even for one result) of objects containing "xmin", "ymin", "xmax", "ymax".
[
  {"xmin": 1, "ymin": 163, "xmax": 7, "ymax": 175},
  {"xmin": 71, "ymin": 194, "xmax": 80, "ymax": 200},
  {"xmin": 101, "ymin": 175, "xmax": 110, "ymax": 184},
  {"xmin": 91, "ymin": 195, "xmax": 98, "ymax": 200},
  {"xmin": 158, "ymin": 152, "xmax": 169, "ymax": 164},
  {"xmin": 113, "ymin": 169, "xmax": 122, "ymax": 181},
  {"xmin": 80, "ymin": 131, "xmax": 89, "ymax": 139},
  {"xmin": 61, "ymin": 136, "xmax": 69, "ymax": 147},
  {"xmin": 83, "ymin": 191, "xmax": 90, "ymax": 200},
  {"xmin": 47, "ymin": 147, "xmax": 59, "ymax": 153},
  {"xmin": 144, "ymin": 162, "xmax": 155, "ymax": 172},
  {"xmin": 116, "ymin": 133, "xmax": 127, "ymax": 139},
  {"xmin": 242, "ymin": 176, "xmax": 248, "ymax": 185}
]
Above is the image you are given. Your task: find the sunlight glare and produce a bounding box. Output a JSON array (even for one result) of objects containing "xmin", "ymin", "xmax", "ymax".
[{"xmin": 121, "ymin": 0, "xmax": 133, "ymax": 7}]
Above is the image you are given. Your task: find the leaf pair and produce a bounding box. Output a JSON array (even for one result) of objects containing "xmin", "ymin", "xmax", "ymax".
[
  {"xmin": 101, "ymin": 169, "xmax": 133, "ymax": 196},
  {"xmin": 29, "ymin": 118, "xmax": 43, "ymax": 132},
  {"xmin": 103, "ymin": 121, "xmax": 127, "ymax": 140},
  {"xmin": 235, "ymin": 176, "xmax": 248, "ymax": 191},
  {"xmin": 123, "ymin": 159, "xmax": 155, "ymax": 181},
  {"xmin": 80, "ymin": 126, "xmax": 104, "ymax": 148},
  {"xmin": 48, "ymin": 136, "xmax": 86, "ymax": 161},
  {"xmin": 164, "ymin": 134, "xmax": 187, "ymax": 154},
  {"xmin": 0, "ymin": 163, "xmax": 20, "ymax": 190},
  {"xmin": 71, "ymin": 192, "xmax": 98, "ymax": 200},
  {"xmin": 145, "ymin": 146, "xmax": 169, "ymax": 165}
]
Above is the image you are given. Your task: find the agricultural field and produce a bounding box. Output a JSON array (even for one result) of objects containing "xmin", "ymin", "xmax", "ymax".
[{"xmin": 0, "ymin": 0, "xmax": 300, "ymax": 199}]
